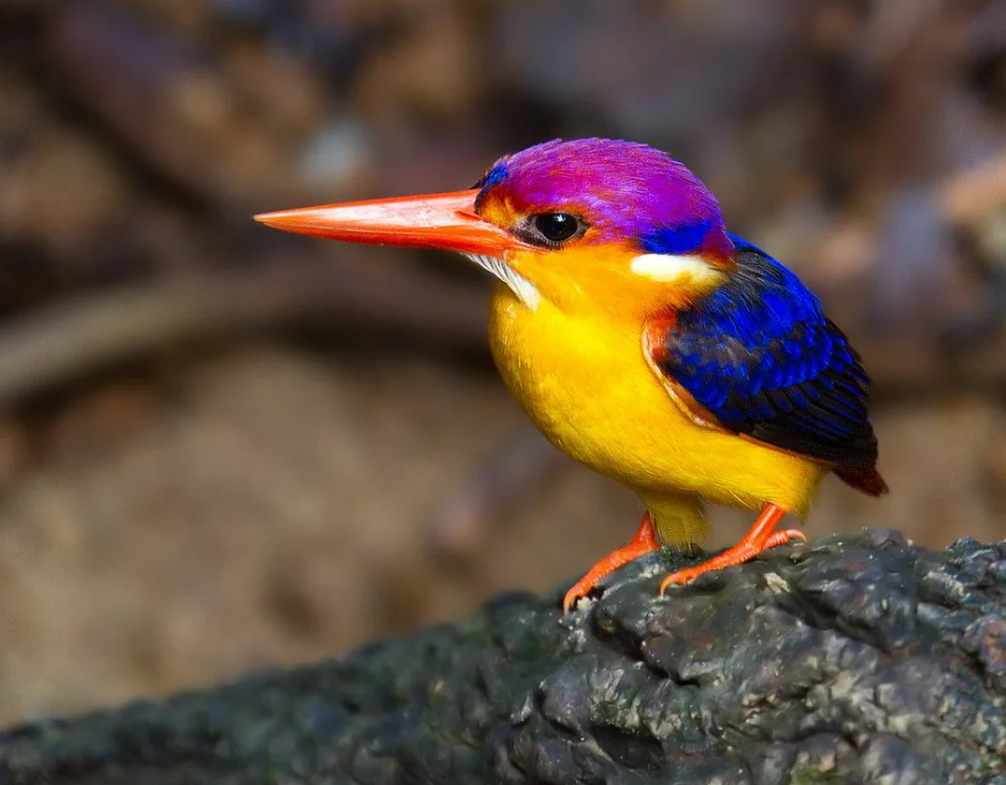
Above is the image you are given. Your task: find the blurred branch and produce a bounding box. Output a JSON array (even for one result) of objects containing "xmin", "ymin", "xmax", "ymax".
[{"xmin": 0, "ymin": 254, "xmax": 487, "ymax": 407}]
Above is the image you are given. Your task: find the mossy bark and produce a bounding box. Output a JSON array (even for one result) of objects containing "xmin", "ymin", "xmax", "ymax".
[{"xmin": 2, "ymin": 529, "xmax": 1004, "ymax": 784}]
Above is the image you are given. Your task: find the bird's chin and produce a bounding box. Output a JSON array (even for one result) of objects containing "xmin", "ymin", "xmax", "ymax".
[{"xmin": 463, "ymin": 253, "xmax": 541, "ymax": 311}]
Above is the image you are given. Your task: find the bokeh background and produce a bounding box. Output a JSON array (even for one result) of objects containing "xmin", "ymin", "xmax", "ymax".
[{"xmin": 0, "ymin": 0, "xmax": 1004, "ymax": 727}]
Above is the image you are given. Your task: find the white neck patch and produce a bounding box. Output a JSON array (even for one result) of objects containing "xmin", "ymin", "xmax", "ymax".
[
  {"xmin": 464, "ymin": 254, "xmax": 541, "ymax": 310},
  {"xmin": 630, "ymin": 253, "xmax": 719, "ymax": 285}
]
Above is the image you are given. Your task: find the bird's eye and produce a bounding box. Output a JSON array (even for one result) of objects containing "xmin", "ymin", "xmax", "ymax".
[{"xmin": 532, "ymin": 213, "xmax": 581, "ymax": 244}]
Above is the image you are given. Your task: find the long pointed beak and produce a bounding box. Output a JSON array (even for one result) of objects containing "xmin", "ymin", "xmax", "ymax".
[{"xmin": 254, "ymin": 189, "xmax": 524, "ymax": 256}]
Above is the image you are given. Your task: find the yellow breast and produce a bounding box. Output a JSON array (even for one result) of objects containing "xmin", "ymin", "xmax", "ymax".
[{"xmin": 486, "ymin": 282, "xmax": 826, "ymax": 537}]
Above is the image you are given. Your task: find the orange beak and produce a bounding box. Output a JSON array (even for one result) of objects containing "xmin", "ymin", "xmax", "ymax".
[{"xmin": 254, "ymin": 189, "xmax": 524, "ymax": 256}]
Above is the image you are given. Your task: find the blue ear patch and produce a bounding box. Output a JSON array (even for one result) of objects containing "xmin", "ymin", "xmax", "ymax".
[
  {"xmin": 474, "ymin": 162, "xmax": 509, "ymax": 212},
  {"xmin": 639, "ymin": 218, "xmax": 713, "ymax": 255},
  {"xmin": 476, "ymin": 162, "xmax": 509, "ymax": 189}
]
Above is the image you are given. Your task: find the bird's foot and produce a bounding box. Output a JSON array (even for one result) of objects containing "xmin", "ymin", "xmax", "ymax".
[
  {"xmin": 659, "ymin": 503, "xmax": 805, "ymax": 594},
  {"xmin": 563, "ymin": 512, "xmax": 660, "ymax": 613}
]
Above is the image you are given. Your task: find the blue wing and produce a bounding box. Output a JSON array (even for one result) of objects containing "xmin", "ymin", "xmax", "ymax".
[{"xmin": 651, "ymin": 235, "xmax": 879, "ymax": 469}]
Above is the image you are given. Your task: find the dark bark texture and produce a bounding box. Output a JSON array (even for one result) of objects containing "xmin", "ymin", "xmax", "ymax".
[{"xmin": 1, "ymin": 529, "xmax": 1005, "ymax": 784}]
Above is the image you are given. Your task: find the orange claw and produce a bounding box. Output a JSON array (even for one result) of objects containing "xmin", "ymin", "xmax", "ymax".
[
  {"xmin": 659, "ymin": 503, "xmax": 805, "ymax": 593},
  {"xmin": 563, "ymin": 512, "xmax": 661, "ymax": 612}
]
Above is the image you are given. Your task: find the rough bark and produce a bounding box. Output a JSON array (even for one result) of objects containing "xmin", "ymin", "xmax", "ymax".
[{"xmin": 1, "ymin": 529, "xmax": 1004, "ymax": 784}]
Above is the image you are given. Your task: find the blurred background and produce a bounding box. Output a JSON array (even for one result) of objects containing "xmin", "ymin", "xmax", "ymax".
[{"xmin": 0, "ymin": 0, "xmax": 1004, "ymax": 727}]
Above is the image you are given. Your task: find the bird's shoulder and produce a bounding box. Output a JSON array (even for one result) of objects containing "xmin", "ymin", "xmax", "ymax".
[{"xmin": 644, "ymin": 234, "xmax": 880, "ymax": 470}]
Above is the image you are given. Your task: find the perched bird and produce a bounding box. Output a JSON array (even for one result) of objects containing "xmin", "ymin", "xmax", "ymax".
[{"xmin": 256, "ymin": 138, "xmax": 887, "ymax": 612}]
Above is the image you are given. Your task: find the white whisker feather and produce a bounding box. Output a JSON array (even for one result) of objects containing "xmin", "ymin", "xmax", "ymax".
[{"xmin": 464, "ymin": 254, "xmax": 541, "ymax": 310}]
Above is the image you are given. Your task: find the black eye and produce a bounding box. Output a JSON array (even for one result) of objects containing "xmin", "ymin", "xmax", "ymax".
[{"xmin": 532, "ymin": 213, "xmax": 580, "ymax": 244}]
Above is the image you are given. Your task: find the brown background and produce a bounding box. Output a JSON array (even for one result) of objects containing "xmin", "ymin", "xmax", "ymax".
[{"xmin": 0, "ymin": 0, "xmax": 1004, "ymax": 726}]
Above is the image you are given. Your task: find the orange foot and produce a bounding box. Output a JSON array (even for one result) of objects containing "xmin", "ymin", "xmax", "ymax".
[
  {"xmin": 659, "ymin": 503, "xmax": 806, "ymax": 594},
  {"xmin": 563, "ymin": 512, "xmax": 661, "ymax": 612}
]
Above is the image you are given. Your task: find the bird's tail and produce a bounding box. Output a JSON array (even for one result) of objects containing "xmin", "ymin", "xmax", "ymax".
[{"xmin": 833, "ymin": 465, "xmax": 889, "ymax": 497}]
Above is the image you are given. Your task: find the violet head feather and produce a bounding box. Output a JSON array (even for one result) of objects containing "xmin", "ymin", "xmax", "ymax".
[{"xmin": 475, "ymin": 138, "xmax": 734, "ymax": 261}]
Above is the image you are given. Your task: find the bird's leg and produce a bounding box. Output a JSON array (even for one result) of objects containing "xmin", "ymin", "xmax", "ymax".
[
  {"xmin": 659, "ymin": 503, "xmax": 805, "ymax": 593},
  {"xmin": 563, "ymin": 511, "xmax": 660, "ymax": 612}
]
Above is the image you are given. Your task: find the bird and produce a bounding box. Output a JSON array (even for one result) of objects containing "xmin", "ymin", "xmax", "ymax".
[{"xmin": 255, "ymin": 137, "xmax": 887, "ymax": 613}]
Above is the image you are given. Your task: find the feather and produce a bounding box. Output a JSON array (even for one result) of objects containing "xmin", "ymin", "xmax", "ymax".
[{"xmin": 647, "ymin": 235, "xmax": 882, "ymax": 473}]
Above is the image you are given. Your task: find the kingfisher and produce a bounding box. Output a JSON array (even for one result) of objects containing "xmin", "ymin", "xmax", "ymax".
[{"xmin": 256, "ymin": 138, "xmax": 887, "ymax": 613}]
